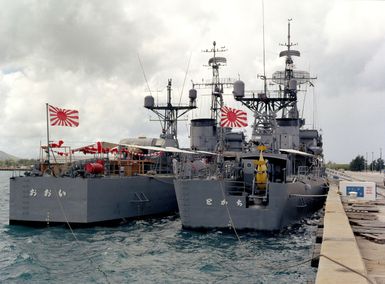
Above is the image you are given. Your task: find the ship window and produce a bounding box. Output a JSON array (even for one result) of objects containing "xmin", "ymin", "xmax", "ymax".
[{"xmin": 247, "ymin": 162, "xmax": 252, "ymax": 167}]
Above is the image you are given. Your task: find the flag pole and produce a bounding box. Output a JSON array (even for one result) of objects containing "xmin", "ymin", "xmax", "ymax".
[{"xmin": 46, "ymin": 103, "xmax": 50, "ymax": 170}]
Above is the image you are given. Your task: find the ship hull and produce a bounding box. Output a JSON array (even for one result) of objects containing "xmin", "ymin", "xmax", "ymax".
[
  {"xmin": 9, "ymin": 175, "xmax": 176, "ymax": 227},
  {"xmin": 174, "ymin": 178, "xmax": 327, "ymax": 231}
]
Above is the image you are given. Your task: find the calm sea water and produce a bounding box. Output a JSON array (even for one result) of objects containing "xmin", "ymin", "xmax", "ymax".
[{"xmin": 0, "ymin": 171, "xmax": 318, "ymax": 283}]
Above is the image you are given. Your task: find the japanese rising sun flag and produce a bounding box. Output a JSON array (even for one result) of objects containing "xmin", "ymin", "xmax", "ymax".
[
  {"xmin": 49, "ymin": 105, "xmax": 79, "ymax": 127},
  {"xmin": 220, "ymin": 106, "xmax": 248, "ymax": 128}
]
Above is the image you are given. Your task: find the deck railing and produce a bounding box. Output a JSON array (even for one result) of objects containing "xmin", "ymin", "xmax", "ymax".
[{"xmin": 297, "ymin": 165, "xmax": 324, "ymax": 179}]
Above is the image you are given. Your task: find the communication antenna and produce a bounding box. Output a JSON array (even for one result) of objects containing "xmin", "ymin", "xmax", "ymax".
[
  {"xmin": 178, "ymin": 52, "xmax": 193, "ymax": 106},
  {"xmin": 280, "ymin": 18, "xmax": 297, "ymax": 51},
  {"xmin": 262, "ymin": 0, "xmax": 267, "ymax": 95},
  {"xmin": 301, "ymin": 84, "xmax": 307, "ymax": 120},
  {"xmin": 137, "ymin": 53, "xmax": 152, "ymax": 96},
  {"xmin": 312, "ymin": 84, "xmax": 316, "ymax": 129}
]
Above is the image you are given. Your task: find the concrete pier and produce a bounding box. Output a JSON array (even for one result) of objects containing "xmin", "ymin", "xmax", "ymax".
[
  {"xmin": 316, "ymin": 184, "xmax": 368, "ymax": 284},
  {"xmin": 316, "ymin": 171, "xmax": 385, "ymax": 284}
]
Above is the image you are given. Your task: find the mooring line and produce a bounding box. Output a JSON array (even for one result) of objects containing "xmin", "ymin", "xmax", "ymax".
[
  {"xmin": 254, "ymin": 252, "xmax": 374, "ymax": 284},
  {"xmin": 219, "ymin": 180, "xmax": 242, "ymax": 243},
  {"xmin": 319, "ymin": 253, "xmax": 375, "ymax": 284},
  {"xmin": 55, "ymin": 191, "xmax": 112, "ymax": 284}
]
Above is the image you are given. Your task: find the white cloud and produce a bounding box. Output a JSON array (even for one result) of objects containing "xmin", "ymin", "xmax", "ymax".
[{"xmin": 324, "ymin": 1, "xmax": 385, "ymax": 54}]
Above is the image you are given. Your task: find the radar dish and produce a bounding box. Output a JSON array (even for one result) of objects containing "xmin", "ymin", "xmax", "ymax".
[
  {"xmin": 279, "ymin": 50, "xmax": 300, "ymax": 57},
  {"xmin": 208, "ymin": 57, "xmax": 227, "ymax": 65},
  {"xmin": 272, "ymin": 70, "xmax": 311, "ymax": 85}
]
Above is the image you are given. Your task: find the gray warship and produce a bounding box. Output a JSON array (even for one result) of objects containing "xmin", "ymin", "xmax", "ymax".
[
  {"xmin": 174, "ymin": 22, "xmax": 329, "ymax": 231},
  {"xmin": 9, "ymin": 79, "xmax": 196, "ymax": 226}
]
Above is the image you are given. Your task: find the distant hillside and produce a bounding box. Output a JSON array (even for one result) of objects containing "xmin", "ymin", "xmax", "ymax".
[{"xmin": 0, "ymin": 150, "xmax": 19, "ymax": 161}]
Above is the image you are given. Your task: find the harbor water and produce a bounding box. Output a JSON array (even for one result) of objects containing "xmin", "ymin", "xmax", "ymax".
[{"xmin": 0, "ymin": 171, "xmax": 319, "ymax": 283}]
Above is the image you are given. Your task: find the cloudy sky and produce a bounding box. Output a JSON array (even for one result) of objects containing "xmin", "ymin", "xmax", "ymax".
[{"xmin": 0, "ymin": 0, "xmax": 384, "ymax": 163}]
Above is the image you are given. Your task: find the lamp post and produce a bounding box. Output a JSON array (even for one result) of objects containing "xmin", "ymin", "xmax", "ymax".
[
  {"xmin": 371, "ymin": 151, "xmax": 374, "ymax": 172},
  {"xmin": 366, "ymin": 152, "xmax": 368, "ymax": 172}
]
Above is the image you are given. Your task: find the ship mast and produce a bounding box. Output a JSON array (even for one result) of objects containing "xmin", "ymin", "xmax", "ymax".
[
  {"xmin": 279, "ymin": 18, "xmax": 298, "ymax": 118},
  {"xmin": 144, "ymin": 79, "xmax": 196, "ymax": 146},
  {"xmin": 234, "ymin": 20, "xmax": 316, "ymax": 151},
  {"xmin": 192, "ymin": 41, "xmax": 233, "ymax": 125}
]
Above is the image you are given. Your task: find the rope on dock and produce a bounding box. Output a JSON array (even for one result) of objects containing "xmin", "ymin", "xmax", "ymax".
[
  {"xmin": 319, "ymin": 254, "xmax": 375, "ymax": 284},
  {"xmin": 256, "ymin": 252, "xmax": 374, "ymax": 284}
]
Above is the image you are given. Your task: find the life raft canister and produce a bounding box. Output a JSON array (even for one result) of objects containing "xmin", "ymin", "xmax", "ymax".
[{"xmin": 85, "ymin": 162, "xmax": 104, "ymax": 174}]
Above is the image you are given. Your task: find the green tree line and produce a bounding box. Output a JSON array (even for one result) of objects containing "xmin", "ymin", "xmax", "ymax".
[
  {"xmin": 0, "ymin": 159, "xmax": 37, "ymax": 167},
  {"xmin": 326, "ymin": 156, "xmax": 384, "ymax": 172},
  {"xmin": 349, "ymin": 155, "xmax": 384, "ymax": 172}
]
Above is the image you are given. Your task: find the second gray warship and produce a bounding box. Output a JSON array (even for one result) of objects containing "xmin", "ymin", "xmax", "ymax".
[
  {"xmin": 174, "ymin": 22, "xmax": 329, "ymax": 231},
  {"xmin": 9, "ymin": 79, "xmax": 196, "ymax": 226}
]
